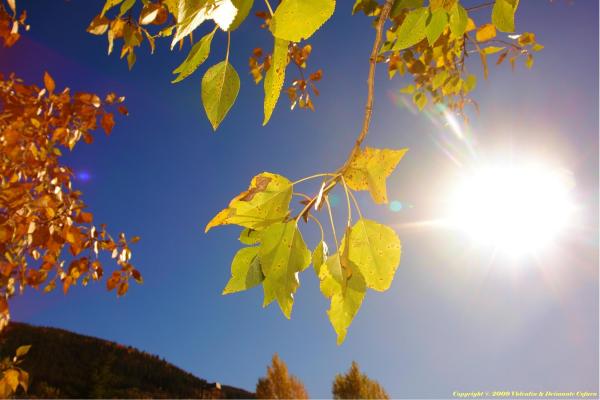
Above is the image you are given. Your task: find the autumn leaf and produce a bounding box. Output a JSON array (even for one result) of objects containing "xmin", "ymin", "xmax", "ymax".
[
  {"xmin": 201, "ymin": 61, "xmax": 240, "ymax": 131},
  {"xmin": 476, "ymin": 23, "xmax": 496, "ymax": 42},
  {"xmin": 259, "ymin": 221, "xmax": 311, "ymax": 318},
  {"xmin": 101, "ymin": 112, "xmax": 115, "ymax": 135},
  {"xmin": 343, "ymin": 147, "xmax": 408, "ymax": 204},
  {"xmin": 347, "ymin": 219, "xmax": 401, "ymax": 292},
  {"xmin": 263, "ymin": 37, "xmax": 289, "ymax": 125},
  {"xmin": 205, "ymin": 172, "xmax": 292, "ymax": 232},
  {"xmin": 270, "ymin": 0, "xmax": 336, "ymax": 42},
  {"xmin": 43, "ymin": 71, "xmax": 55, "ymax": 93},
  {"xmin": 222, "ymin": 246, "xmax": 264, "ymax": 294},
  {"xmin": 492, "ymin": 0, "xmax": 519, "ymax": 33},
  {"xmin": 172, "ymin": 28, "xmax": 216, "ymax": 83}
]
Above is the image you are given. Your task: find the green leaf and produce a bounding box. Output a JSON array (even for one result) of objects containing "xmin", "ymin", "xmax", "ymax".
[
  {"xmin": 201, "ymin": 61, "xmax": 240, "ymax": 131},
  {"xmin": 464, "ymin": 74, "xmax": 477, "ymax": 92},
  {"xmin": 343, "ymin": 146, "xmax": 408, "ymax": 204},
  {"xmin": 206, "ymin": 172, "xmax": 292, "ymax": 232},
  {"xmin": 313, "ymin": 240, "xmax": 327, "ymax": 276},
  {"xmin": 15, "ymin": 345, "xmax": 31, "ymax": 358},
  {"xmin": 327, "ymin": 269, "xmax": 366, "ymax": 344},
  {"xmin": 425, "ymin": 8, "xmax": 448, "ymax": 45},
  {"xmin": 318, "ymin": 252, "xmax": 345, "ymax": 298},
  {"xmin": 352, "ymin": 0, "xmax": 379, "ymax": 16},
  {"xmin": 101, "ymin": 0, "xmax": 124, "ymax": 17},
  {"xmin": 239, "ymin": 228, "xmax": 262, "ymax": 245},
  {"xmin": 492, "ymin": 0, "xmax": 519, "ymax": 33},
  {"xmin": 393, "ymin": 7, "xmax": 428, "ymax": 51},
  {"xmin": 223, "ymin": 247, "xmax": 264, "ymax": 294},
  {"xmin": 432, "ymin": 70, "xmax": 449, "ymax": 91},
  {"xmin": 399, "ymin": 84, "xmax": 415, "ymax": 94},
  {"xmin": 270, "ymin": 0, "xmax": 336, "ymax": 42},
  {"xmin": 347, "ymin": 219, "xmax": 401, "ymax": 292},
  {"xmin": 172, "ymin": 28, "xmax": 216, "ymax": 83},
  {"xmin": 391, "ymin": 0, "xmax": 424, "ymax": 17},
  {"xmin": 413, "ymin": 92, "xmax": 427, "ymax": 110},
  {"xmin": 118, "ymin": 0, "xmax": 136, "ymax": 17},
  {"xmin": 229, "ymin": 0, "xmax": 254, "ymax": 31},
  {"xmin": 259, "ymin": 221, "xmax": 311, "ymax": 318},
  {"xmin": 448, "ymin": 2, "xmax": 467, "ymax": 38},
  {"xmin": 263, "ymin": 38, "xmax": 290, "ymax": 125}
]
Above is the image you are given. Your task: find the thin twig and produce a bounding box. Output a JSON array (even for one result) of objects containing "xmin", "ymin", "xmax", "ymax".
[{"xmin": 466, "ymin": 2, "xmax": 495, "ymax": 11}]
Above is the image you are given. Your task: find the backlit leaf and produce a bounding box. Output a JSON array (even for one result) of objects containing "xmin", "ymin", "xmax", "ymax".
[
  {"xmin": 259, "ymin": 221, "xmax": 311, "ymax": 318},
  {"xmin": 492, "ymin": 0, "xmax": 519, "ymax": 33},
  {"xmin": 347, "ymin": 219, "xmax": 401, "ymax": 292},
  {"xmin": 327, "ymin": 268, "xmax": 366, "ymax": 344},
  {"xmin": 201, "ymin": 60, "xmax": 240, "ymax": 130},
  {"xmin": 263, "ymin": 38, "xmax": 289, "ymax": 125},
  {"xmin": 448, "ymin": 2, "xmax": 467, "ymax": 38},
  {"xmin": 391, "ymin": 0, "xmax": 424, "ymax": 17},
  {"xmin": 425, "ymin": 8, "xmax": 448, "ymax": 45},
  {"xmin": 223, "ymin": 246, "xmax": 264, "ymax": 294},
  {"xmin": 318, "ymin": 252, "xmax": 344, "ymax": 299},
  {"xmin": 229, "ymin": 0, "xmax": 253, "ymax": 31},
  {"xmin": 15, "ymin": 345, "xmax": 31, "ymax": 357},
  {"xmin": 476, "ymin": 23, "xmax": 496, "ymax": 42},
  {"xmin": 172, "ymin": 28, "xmax": 215, "ymax": 83},
  {"xmin": 482, "ymin": 45, "xmax": 505, "ymax": 54},
  {"xmin": 413, "ymin": 91, "xmax": 427, "ymax": 110},
  {"xmin": 171, "ymin": 0, "xmax": 237, "ymax": 48},
  {"xmin": 205, "ymin": 172, "xmax": 292, "ymax": 232},
  {"xmin": 312, "ymin": 240, "xmax": 327, "ymax": 276},
  {"xmin": 239, "ymin": 228, "xmax": 262, "ymax": 245},
  {"xmin": 270, "ymin": 0, "xmax": 336, "ymax": 42},
  {"xmin": 393, "ymin": 7, "xmax": 428, "ymax": 51},
  {"xmin": 343, "ymin": 147, "xmax": 408, "ymax": 204}
]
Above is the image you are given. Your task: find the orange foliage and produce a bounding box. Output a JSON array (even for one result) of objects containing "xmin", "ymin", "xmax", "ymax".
[{"xmin": 0, "ymin": 72, "xmax": 141, "ymax": 331}]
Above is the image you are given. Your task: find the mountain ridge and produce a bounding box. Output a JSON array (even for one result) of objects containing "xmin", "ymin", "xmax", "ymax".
[{"xmin": 0, "ymin": 322, "xmax": 255, "ymax": 399}]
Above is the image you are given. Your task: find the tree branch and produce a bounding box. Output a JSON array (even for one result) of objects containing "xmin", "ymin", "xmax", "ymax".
[
  {"xmin": 294, "ymin": 0, "xmax": 393, "ymax": 222},
  {"xmin": 338, "ymin": 0, "xmax": 394, "ymax": 173}
]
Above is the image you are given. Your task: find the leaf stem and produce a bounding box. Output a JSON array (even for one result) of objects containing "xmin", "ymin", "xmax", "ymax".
[
  {"xmin": 308, "ymin": 214, "xmax": 325, "ymax": 243},
  {"xmin": 324, "ymin": 197, "xmax": 339, "ymax": 252},
  {"xmin": 293, "ymin": 192, "xmax": 311, "ymax": 200},
  {"xmin": 264, "ymin": 0, "xmax": 274, "ymax": 16},
  {"xmin": 292, "ymin": 173, "xmax": 337, "ymax": 185},
  {"xmin": 225, "ymin": 31, "xmax": 231, "ymax": 64},
  {"xmin": 347, "ymin": 187, "xmax": 364, "ymax": 221},
  {"xmin": 340, "ymin": 176, "xmax": 352, "ymax": 227}
]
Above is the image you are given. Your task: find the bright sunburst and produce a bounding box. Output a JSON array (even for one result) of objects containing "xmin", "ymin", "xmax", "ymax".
[{"xmin": 447, "ymin": 162, "xmax": 575, "ymax": 255}]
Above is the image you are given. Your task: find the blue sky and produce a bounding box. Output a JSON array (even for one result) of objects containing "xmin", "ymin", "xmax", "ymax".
[{"xmin": 2, "ymin": 0, "xmax": 598, "ymax": 398}]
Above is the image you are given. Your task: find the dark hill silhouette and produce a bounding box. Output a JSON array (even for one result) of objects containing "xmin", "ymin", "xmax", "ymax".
[{"xmin": 0, "ymin": 322, "xmax": 254, "ymax": 399}]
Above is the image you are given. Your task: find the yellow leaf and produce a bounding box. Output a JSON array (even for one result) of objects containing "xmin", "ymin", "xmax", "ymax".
[
  {"xmin": 343, "ymin": 147, "xmax": 408, "ymax": 204},
  {"xmin": 3, "ymin": 370, "xmax": 19, "ymax": 391},
  {"xmin": 476, "ymin": 23, "xmax": 496, "ymax": 42},
  {"xmin": 205, "ymin": 172, "xmax": 292, "ymax": 232}
]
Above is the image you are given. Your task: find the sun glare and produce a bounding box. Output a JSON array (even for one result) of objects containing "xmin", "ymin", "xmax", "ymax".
[{"xmin": 448, "ymin": 162, "xmax": 574, "ymax": 255}]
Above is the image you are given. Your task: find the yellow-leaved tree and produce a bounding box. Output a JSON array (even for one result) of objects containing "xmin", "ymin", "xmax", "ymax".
[
  {"xmin": 332, "ymin": 361, "xmax": 389, "ymax": 400},
  {"xmin": 256, "ymin": 353, "xmax": 309, "ymax": 399}
]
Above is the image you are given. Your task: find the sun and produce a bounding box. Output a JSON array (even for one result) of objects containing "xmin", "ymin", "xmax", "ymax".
[{"xmin": 447, "ymin": 162, "xmax": 574, "ymax": 255}]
